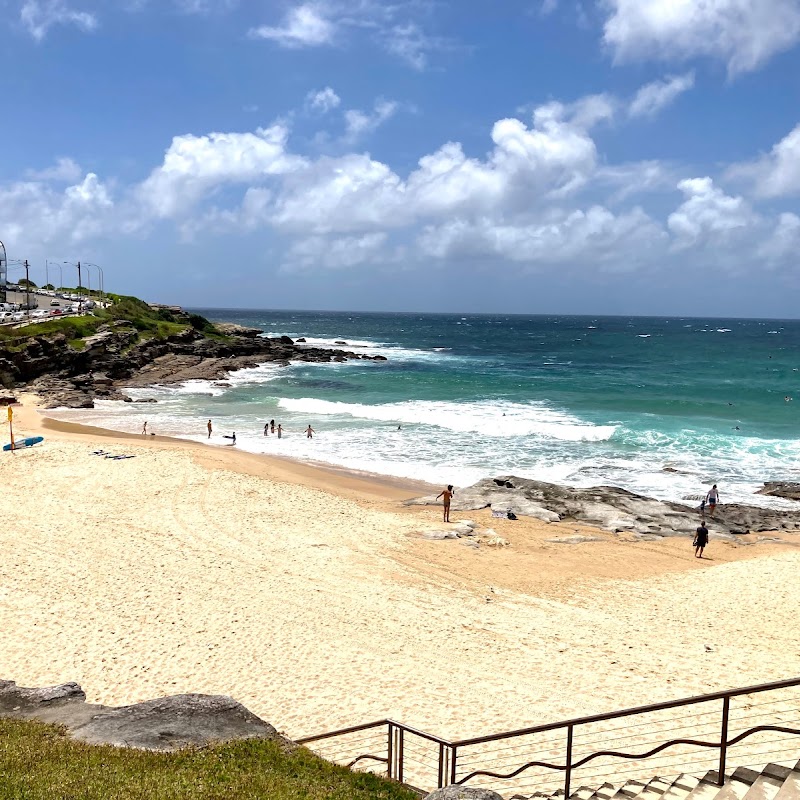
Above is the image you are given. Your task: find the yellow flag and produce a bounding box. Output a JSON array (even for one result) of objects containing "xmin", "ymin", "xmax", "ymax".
[{"xmin": 6, "ymin": 406, "xmax": 11, "ymax": 422}]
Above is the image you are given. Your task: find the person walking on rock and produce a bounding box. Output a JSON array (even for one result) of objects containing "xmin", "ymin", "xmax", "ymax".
[
  {"xmin": 694, "ymin": 523, "xmax": 709, "ymax": 558},
  {"xmin": 436, "ymin": 484, "xmax": 455, "ymax": 523},
  {"xmin": 705, "ymin": 484, "xmax": 720, "ymax": 519}
]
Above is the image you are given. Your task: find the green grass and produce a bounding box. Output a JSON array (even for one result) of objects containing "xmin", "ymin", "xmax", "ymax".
[{"xmin": 0, "ymin": 719, "xmax": 418, "ymax": 800}]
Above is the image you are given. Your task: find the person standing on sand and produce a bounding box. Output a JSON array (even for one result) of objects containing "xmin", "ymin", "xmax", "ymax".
[
  {"xmin": 694, "ymin": 523, "xmax": 709, "ymax": 558},
  {"xmin": 277, "ymin": 424, "xmax": 282, "ymax": 439},
  {"xmin": 207, "ymin": 419, "xmax": 212, "ymax": 439},
  {"xmin": 141, "ymin": 421, "xmax": 147, "ymax": 435},
  {"xmin": 305, "ymin": 425, "xmax": 315, "ymax": 438},
  {"xmin": 436, "ymin": 484, "xmax": 455, "ymax": 523},
  {"xmin": 706, "ymin": 484, "xmax": 720, "ymax": 518}
]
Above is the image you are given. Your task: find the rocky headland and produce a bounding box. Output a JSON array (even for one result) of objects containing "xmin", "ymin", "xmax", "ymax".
[
  {"xmin": 407, "ymin": 475, "xmax": 800, "ymax": 538},
  {"xmin": 0, "ymin": 320, "xmax": 386, "ymax": 409}
]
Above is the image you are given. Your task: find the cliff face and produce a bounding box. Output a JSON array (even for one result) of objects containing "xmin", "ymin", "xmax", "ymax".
[{"xmin": 0, "ymin": 322, "xmax": 386, "ymax": 408}]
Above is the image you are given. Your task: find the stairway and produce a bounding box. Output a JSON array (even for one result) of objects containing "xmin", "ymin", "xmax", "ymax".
[{"xmin": 507, "ymin": 760, "xmax": 800, "ymax": 800}]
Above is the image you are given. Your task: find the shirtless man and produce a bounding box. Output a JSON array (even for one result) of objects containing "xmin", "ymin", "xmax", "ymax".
[
  {"xmin": 305, "ymin": 425, "xmax": 315, "ymax": 439},
  {"xmin": 141, "ymin": 421, "xmax": 148, "ymax": 435},
  {"xmin": 436, "ymin": 484, "xmax": 455, "ymax": 523},
  {"xmin": 207, "ymin": 419, "xmax": 212, "ymax": 439}
]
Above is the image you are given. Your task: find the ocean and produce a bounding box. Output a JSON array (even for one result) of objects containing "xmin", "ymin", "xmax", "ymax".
[{"xmin": 51, "ymin": 310, "xmax": 800, "ymax": 507}]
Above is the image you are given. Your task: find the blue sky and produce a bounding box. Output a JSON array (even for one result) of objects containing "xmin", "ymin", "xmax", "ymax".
[{"xmin": 2, "ymin": 0, "xmax": 800, "ymax": 316}]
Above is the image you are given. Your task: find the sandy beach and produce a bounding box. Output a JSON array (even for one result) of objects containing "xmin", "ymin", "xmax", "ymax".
[{"xmin": 1, "ymin": 396, "xmax": 799, "ymax": 745}]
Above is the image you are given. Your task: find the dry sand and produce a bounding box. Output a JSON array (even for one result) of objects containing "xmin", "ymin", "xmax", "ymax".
[{"xmin": 1, "ymin": 396, "xmax": 799, "ymax": 746}]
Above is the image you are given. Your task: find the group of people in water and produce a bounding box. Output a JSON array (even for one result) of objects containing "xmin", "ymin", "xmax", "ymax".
[{"xmin": 203, "ymin": 418, "xmax": 316, "ymax": 446}]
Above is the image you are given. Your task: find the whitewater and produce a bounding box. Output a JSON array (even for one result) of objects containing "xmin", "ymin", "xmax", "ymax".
[{"xmin": 47, "ymin": 310, "xmax": 800, "ymax": 508}]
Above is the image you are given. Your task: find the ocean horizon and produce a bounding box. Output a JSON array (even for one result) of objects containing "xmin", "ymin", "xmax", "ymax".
[{"xmin": 49, "ymin": 309, "xmax": 800, "ymax": 508}]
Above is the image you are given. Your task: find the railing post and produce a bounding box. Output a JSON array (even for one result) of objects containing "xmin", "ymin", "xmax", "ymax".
[
  {"xmin": 398, "ymin": 728, "xmax": 404, "ymax": 784},
  {"xmin": 438, "ymin": 742, "xmax": 445, "ymax": 788},
  {"xmin": 565, "ymin": 724, "xmax": 574, "ymax": 800},
  {"xmin": 450, "ymin": 746, "xmax": 458, "ymax": 785},
  {"xmin": 387, "ymin": 723, "xmax": 394, "ymax": 781},
  {"xmin": 718, "ymin": 697, "xmax": 730, "ymax": 786}
]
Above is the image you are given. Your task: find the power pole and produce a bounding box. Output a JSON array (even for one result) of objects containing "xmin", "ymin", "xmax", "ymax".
[
  {"xmin": 76, "ymin": 261, "xmax": 82, "ymax": 313},
  {"xmin": 24, "ymin": 260, "xmax": 31, "ymax": 319}
]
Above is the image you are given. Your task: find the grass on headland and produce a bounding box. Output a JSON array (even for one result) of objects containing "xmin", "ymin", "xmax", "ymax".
[
  {"xmin": 0, "ymin": 294, "xmax": 221, "ymax": 349},
  {"xmin": 0, "ymin": 718, "xmax": 419, "ymax": 800}
]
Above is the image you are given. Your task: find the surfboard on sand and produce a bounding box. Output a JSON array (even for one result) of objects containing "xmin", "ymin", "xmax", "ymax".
[{"xmin": 3, "ymin": 436, "xmax": 44, "ymax": 451}]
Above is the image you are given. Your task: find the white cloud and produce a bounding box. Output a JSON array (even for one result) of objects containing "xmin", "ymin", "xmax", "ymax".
[
  {"xmin": 25, "ymin": 157, "xmax": 83, "ymax": 182},
  {"xmin": 540, "ymin": 0, "xmax": 559, "ymax": 15},
  {"xmin": 757, "ymin": 212, "xmax": 800, "ymax": 265},
  {"xmin": 343, "ymin": 98, "xmax": 398, "ymax": 143},
  {"xmin": 136, "ymin": 124, "xmax": 307, "ymax": 220},
  {"xmin": 20, "ymin": 0, "xmax": 97, "ymax": 40},
  {"xmin": 0, "ymin": 172, "xmax": 113, "ymax": 254},
  {"xmin": 306, "ymin": 87, "xmax": 341, "ymax": 114},
  {"xmin": 667, "ymin": 177, "xmax": 756, "ymax": 248},
  {"xmin": 383, "ymin": 22, "xmax": 440, "ymax": 70},
  {"xmin": 248, "ymin": 3, "xmax": 335, "ymax": 48},
  {"xmin": 728, "ymin": 123, "xmax": 800, "ymax": 198},
  {"xmin": 629, "ymin": 72, "xmax": 695, "ymax": 118},
  {"xmin": 602, "ymin": 0, "xmax": 800, "ymax": 75},
  {"xmin": 282, "ymin": 232, "xmax": 390, "ymax": 270},
  {"xmin": 248, "ymin": 1, "xmax": 451, "ymax": 69},
  {"xmin": 418, "ymin": 206, "xmax": 666, "ymax": 270}
]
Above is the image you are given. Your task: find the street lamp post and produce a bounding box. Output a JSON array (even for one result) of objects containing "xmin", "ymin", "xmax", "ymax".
[
  {"xmin": 0, "ymin": 240, "xmax": 7, "ymax": 305},
  {"xmin": 84, "ymin": 263, "xmax": 105, "ymax": 302}
]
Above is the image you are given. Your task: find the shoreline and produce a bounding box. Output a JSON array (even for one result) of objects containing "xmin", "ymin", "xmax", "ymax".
[
  {"xmin": 20, "ymin": 396, "xmax": 438, "ymax": 503},
  {"xmin": 3, "ymin": 394, "xmax": 800, "ymax": 742}
]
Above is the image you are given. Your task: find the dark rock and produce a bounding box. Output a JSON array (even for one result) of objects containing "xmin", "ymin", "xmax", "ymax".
[
  {"xmin": 279, "ymin": 335, "xmax": 294, "ymax": 345},
  {"xmin": 372, "ymin": 355, "xmax": 387, "ymax": 361},
  {"xmin": 425, "ymin": 788, "xmax": 504, "ymax": 800},
  {"xmin": 0, "ymin": 390, "xmax": 15, "ymax": 406},
  {"xmin": 134, "ymin": 398, "xmax": 158, "ymax": 403},
  {"xmin": 334, "ymin": 340, "xmax": 347, "ymax": 345},
  {"xmin": 0, "ymin": 679, "xmax": 294, "ymax": 753},
  {"xmin": 0, "ymin": 680, "xmax": 86, "ymax": 713},
  {"xmin": 406, "ymin": 475, "xmax": 800, "ymax": 537},
  {"xmin": 757, "ymin": 482, "xmax": 800, "ymax": 501},
  {"xmin": 72, "ymin": 694, "xmax": 285, "ymax": 751},
  {"xmin": 295, "ymin": 337, "xmax": 306, "ymax": 343}
]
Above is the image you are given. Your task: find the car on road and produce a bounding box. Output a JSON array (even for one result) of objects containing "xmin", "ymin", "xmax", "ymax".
[{"xmin": 50, "ymin": 299, "xmax": 60, "ymax": 306}]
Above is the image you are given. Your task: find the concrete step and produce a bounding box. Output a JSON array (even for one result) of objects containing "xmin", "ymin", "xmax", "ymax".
[
  {"xmin": 707, "ymin": 768, "xmax": 757, "ymax": 800},
  {"xmin": 636, "ymin": 777, "xmax": 676, "ymax": 800},
  {"xmin": 771, "ymin": 767, "xmax": 800, "ymax": 800},
  {"xmin": 681, "ymin": 771, "xmax": 726, "ymax": 800},
  {"xmin": 739, "ymin": 768, "xmax": 789, "ymax": 800},
  {"xmin": 609, "ymin": 779, "xmax": 648, "ymax": 800},
  {"xmin": 660, "ymin": 773, "xmax": 702, "ymax": 800},
  {"xmin": 586, "ymin": 782, "xmax": 619, "ymax": 800}
]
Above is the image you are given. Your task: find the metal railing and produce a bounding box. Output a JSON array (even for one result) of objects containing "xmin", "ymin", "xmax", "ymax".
[{"xmin": 297, "ymin": 677, "xmax": 800, "ymax": 798}]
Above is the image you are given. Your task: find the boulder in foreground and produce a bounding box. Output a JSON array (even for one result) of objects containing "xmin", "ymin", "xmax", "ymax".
[
  {"xmin": 425, "ymin": 787, "xmax": 504, "ymax": 799},
  {"xmin": 0, "ymin": 679, "xmax": 291, "ymax": 752}
]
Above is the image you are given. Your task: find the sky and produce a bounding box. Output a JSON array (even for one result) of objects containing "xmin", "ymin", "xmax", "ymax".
[{"xmin": 2, "ymin": 0, "xmax": 800, "ymax": 316}]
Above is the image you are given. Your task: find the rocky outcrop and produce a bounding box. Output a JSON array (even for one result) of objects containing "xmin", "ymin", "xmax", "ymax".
[
  {"xmin": 0, "ymin": 679, "xmax": 293, "ymax": 752},
  {"xmin": 424, "ymin": 787, "xmax": 503, "ymax": 800},
  {"xmin": 2, "ymin": 322, "xmax": 387, "ymax": 408},
  {"xmin": 406, "ymin": 476, "xmax": 800, "ymax": 537},
  {"xmin": 212, "ymin": 323, "xmax": 263, "ymax": 338},
  {"xmin": 757, "ymin": 482, "xmax": 800, "ymax": 501}
]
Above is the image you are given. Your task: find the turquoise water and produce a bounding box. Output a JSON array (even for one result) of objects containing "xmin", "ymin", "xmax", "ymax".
[{"xmin": 58, "ymin": 311, "xmax": 800, "ymax": 505}]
